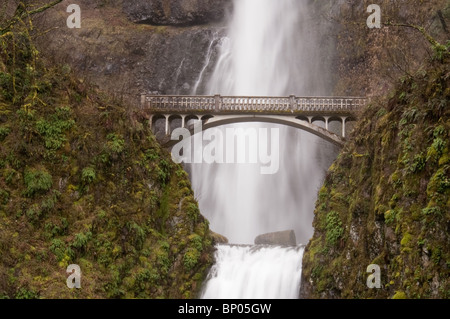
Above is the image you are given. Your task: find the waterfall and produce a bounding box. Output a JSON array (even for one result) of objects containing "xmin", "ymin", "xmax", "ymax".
[
  {"xmin": 201, "ymin": 245, "xmax": 304, "ymax": 299},
  {"xmin": 187, "ymin": 0, "xmax": 338, "ymax": 298},
  {"xmin": 190, "ymin": 0, "xmax": 337, "ymax": 245}
]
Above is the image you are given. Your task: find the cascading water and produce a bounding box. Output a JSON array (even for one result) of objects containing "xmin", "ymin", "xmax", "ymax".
[
  {"xmin": 187, "ymin": 0, "xmax": 338, "ymax": 298},
  {"xmin": 201, "ymin": 245, "xmax": 304, "ymax": 299}
]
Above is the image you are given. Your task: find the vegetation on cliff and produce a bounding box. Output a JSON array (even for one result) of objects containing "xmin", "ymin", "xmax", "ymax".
[
  {"xmin": 0, "ymin": 5, "xmax": 213, "ymax": 299},
  {"xmin": 300, "ymin": 44, "xmax": 449, "ymax": 298}
]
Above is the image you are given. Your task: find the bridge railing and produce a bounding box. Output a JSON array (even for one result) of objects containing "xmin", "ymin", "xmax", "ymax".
[{"xmin": 141, "ymin": 95, "xmax": 367, "ymax": 113}]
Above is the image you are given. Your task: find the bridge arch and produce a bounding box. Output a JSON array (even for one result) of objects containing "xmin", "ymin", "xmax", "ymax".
[
  {"xmin": 185, "ymin": 115, "xmax": 200, "ymax": 127},
  {"xmin": 151, "ymin": 115, "xmax": 167, "ymax": 136},
  {"xmin": 168, "ymin": 115, "xmax": 183, "ymax": 135},
  {"xmin": 295, "ymin": 115, "xmax": 310, "ymax": 123},
  {"xmin": 164, "ymin": 114, "xmax": 345, "ymax": 148},
  {"xmin": 201, "ymin": 114, "xmax": 214, "ymax": 121}
]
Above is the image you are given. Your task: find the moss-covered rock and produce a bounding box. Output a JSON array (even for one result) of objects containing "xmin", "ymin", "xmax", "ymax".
[
  {"xmin": 0, "ymin": 21, "xmax": 213, "ymax": 299},
  {"xmin": 300, "ymin": 53, "xmax": 449, "ymax": 299}
]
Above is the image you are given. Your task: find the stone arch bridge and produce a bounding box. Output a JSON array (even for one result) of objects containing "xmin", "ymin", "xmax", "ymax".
[{"xmin": 142, "ymin": 95, "xmax": 367, "ymax": 147}]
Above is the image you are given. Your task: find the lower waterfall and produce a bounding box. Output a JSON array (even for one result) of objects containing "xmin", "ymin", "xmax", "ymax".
[{"xmin": 201, "ymin": 245, "xmax": 304, "ymax": 299}]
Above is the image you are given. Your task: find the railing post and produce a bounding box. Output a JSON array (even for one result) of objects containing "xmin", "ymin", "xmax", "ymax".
[
  {"xmin": 289, "ymin": 95, "xmax": 296, "ymax": 111},
  {"xmin": 214, "ymin": 94, "xmax": 221, "ymax": 112}
]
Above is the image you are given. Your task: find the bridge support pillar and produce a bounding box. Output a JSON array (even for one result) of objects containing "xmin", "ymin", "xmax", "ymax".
[
  {"xmin": 141, "ymin": 94, "xmax": 146, "ymax": 109},
  {"xmin": 165, "ymin": 115, "xmax": 169, "ymax": 135},
  {"xmin": 324, "ymin": 116, "xmax": 330, "ymax": 130},
  {"xmin": 181, "ymin": 115, "xmax": 186, "ymax": 128},
  {"xmin": 307, "ymin": 116, "xmax": 312, "ymax": 124},
  {"xmin": 341, "ymin": 117, "xmax": 347, "ymax": 138},
  {"xmin": 149, "ymin": 115, "xmax": 153, "ymax": 130}
]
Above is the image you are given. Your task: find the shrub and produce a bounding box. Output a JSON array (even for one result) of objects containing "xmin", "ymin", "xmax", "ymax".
[
  {"xmin": 71, "ymin": 231, "xmax": 92, "ymax": 250},
  {"xmin": 156, "ymin": 159, "xmax": 171, "ymax": 185},
  {"xmin": 35, "ymin": 107, "xmax": 75, "ymax": 150},
  {"xmin": 0, "ymin": 125, "xmax": 10, "ymax": 141},
  {"xmin": 410, "ymin": 153, "xmax": 426, "ymax": 173},
  {"xmin": 427, "ymin": 137, "xmax": 446, "ymax": 162},
  {"xmin": 0, "ymin": 188, "xmax": 9, "ymax": 205},
  {"xmin": 183, "ymin": 248, "xmax": 200, "ymax": 271},
  {"xmin": 145, "ymin": 149, "xmax": 159, "ymax": 161},
  {"xmin": 128, "ymin": 222, "xmax": 145, "ymax": 249},
  {"xmin": 421, "ymin": 206, "xmax": 442, "ymax": 216},
  {"xmin": 15, "ymin": 288, "xmax": 39, "ymax": 299},
  {"xmin": 50, "ymin": 238, "xmax": 66, "ymax": 261},
  {"xmin": 24, "ymin": 167, "xmax": 53, "ymax": 197},
  {"xmin": 106, "ymin": 133, "xmax": 125, "ymax": 154},
  {"xmin": 81, "ymin": 167, "xmax": 96, "ymax": 184},
  {"xmin": 189, "ymin": 234, "xmax": 203, "ymax": 252},
  {"xmin": 325, "ymin": 211, "xmax": 343, "ymax": 247},
  {"xmin": 186, "ymin": 202, "xmax": 199, "ymax": 222}
]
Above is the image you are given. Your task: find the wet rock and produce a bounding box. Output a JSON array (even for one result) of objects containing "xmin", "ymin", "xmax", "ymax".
[
  {"xmin": 254, "ymin": 230, "xmax": 296, "ymax": 246},
  {"xmin": 210, "ymin": 231, "xmax": 229, "ymax": 244},
  {"xmin": 122, "ymin": 0, "xmax": 232, "ymax": 26}
]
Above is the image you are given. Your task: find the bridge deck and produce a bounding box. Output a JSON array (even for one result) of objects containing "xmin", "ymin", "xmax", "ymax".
[{"xmin": 142, "ymin": 95, "xmax": 367, "ymax": 115}]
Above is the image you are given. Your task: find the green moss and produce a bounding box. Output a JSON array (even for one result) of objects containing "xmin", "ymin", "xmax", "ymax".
[
  {"xmin": 301, "ymin": 50, "xmax": 450, "ymax": 299},
  {"xmin": 400, "ymin": 233, "xmax": 413, "ymax": 247},
  {"xmin": 384, "ymin": 209, "xmax": 397, "ymax": 225},
  {"xmin": 392, "ymin": 291, "xmax": 407, "ymax": 299}
]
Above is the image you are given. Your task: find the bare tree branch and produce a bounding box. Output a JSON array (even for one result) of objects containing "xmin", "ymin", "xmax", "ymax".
[
  {"xmin": 383, "ymin": 21, "xmax": 448, "ymax": 51},
  {"xmin": 0, "ymin": 0, "xmax": 62, "ymax": 35}
]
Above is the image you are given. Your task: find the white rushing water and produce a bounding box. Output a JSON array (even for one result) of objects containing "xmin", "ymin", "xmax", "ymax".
[
  {"xmin": 190, "ymin": 0, "xmax": 337, "ymax": 245},
  {"xmin": 189, "ymin": 0, "xmax": 337, "ymax": 298},
  {"xmin": 201, "ymin": 245, "xmax": 304, "ymax": 299}
]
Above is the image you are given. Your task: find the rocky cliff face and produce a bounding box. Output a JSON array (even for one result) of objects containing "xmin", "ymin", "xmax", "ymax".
[
  {"xmin": 34, "ymin": 0, "xmax": 227, "ymax": 103},
  {"xmin": 34, "ymin": 0, "xmax": 337, "ymax": 102},
  {"xmin": 122, "ymin": 0, "xmax": 232, "ymax": 26},
  {"xmin": 299, "ymin": 0, "xmax": 449, "ymax": 299},
  {"xmin": 300, "ymin": 50, "xmax": 449, "ymax": 299},
  {"xmin": 0, "ymin": 13, "xmax": 215, "ymax": 297},
  {"xmin": 326, "ymin": 0, "xmax": 449, "ymax": 97}
]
